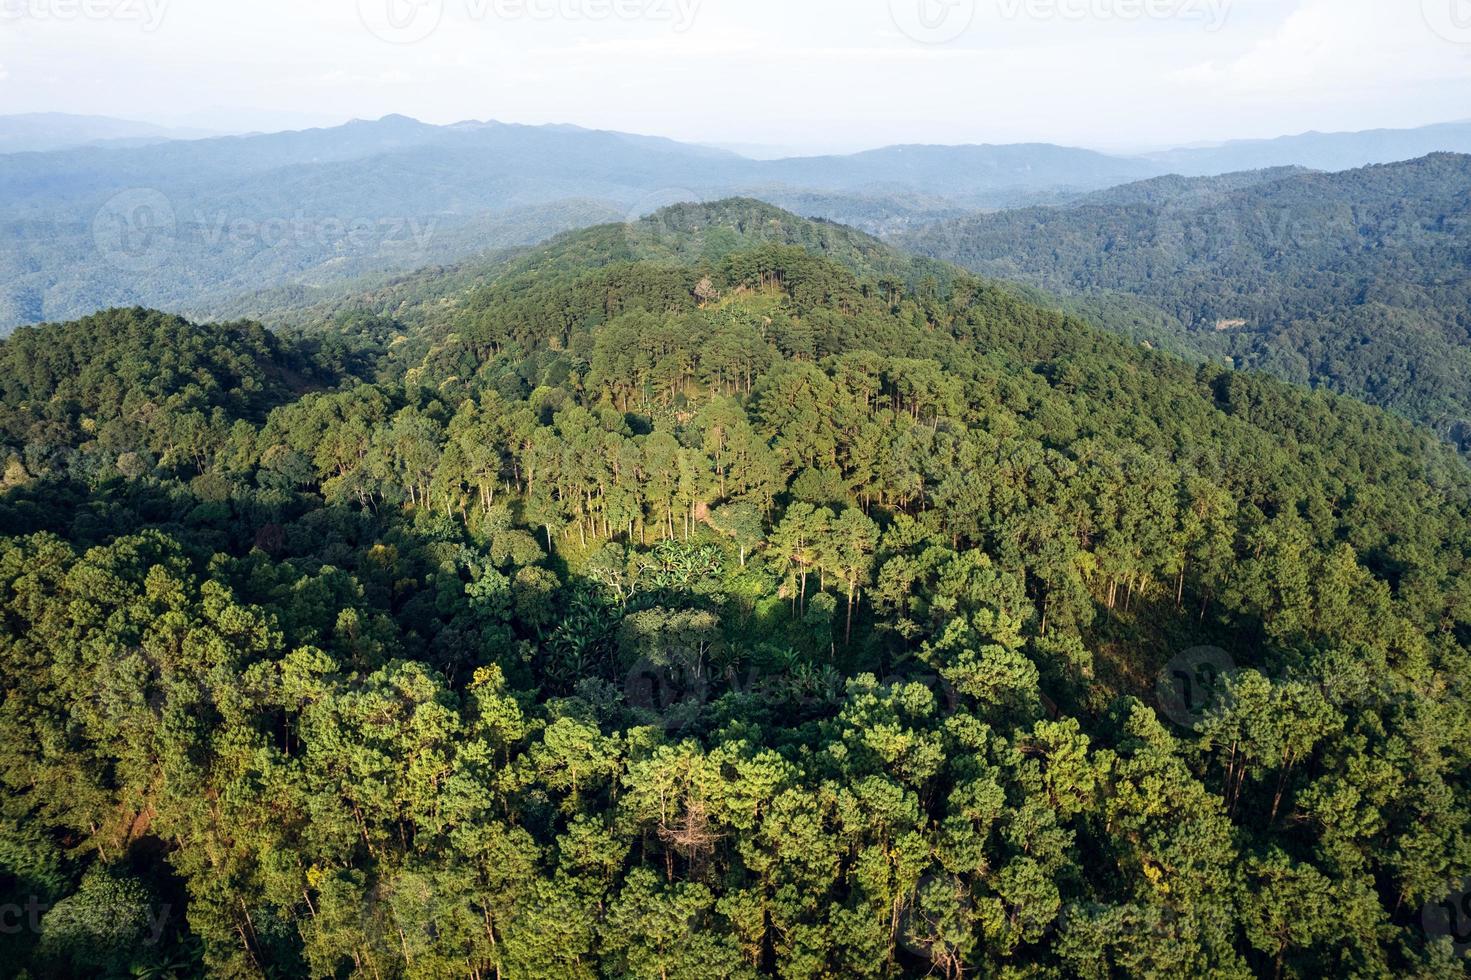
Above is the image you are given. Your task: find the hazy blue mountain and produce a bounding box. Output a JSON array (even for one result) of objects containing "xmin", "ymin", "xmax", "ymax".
[
  {"xmin": 0, "ymin": 113, "xmax": 214, "ymax": 154},
  {"xmin": 758, "ymin": 142, "xmax": 1159, "ymax": 199},
  {"xmin": 0, "ymin": 116, "xmax": 1153, "ymax": 217},
  {"xmin": 0, "ymin": 117, "xmax": 1162, "ymax": 328},
  {"xmin": 1143, "ymin": 120, "xmax": 1471, "ymax": 175},
  {"xmin": 0, "ymin": 115, "xmax": 525, "ymax": 211},
  {"xmin": 7, "ymin": 114, "xmax": 1471, "ymax": 331}
]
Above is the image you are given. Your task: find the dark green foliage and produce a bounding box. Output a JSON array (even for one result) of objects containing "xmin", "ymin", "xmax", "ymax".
[
  {"xmin": 902, "ymin": 154, "xmax": 1471, "ymax": 440},
  {"xmin": 1, "ymin": 203, "xmax": 1470, "ymax": 977}
]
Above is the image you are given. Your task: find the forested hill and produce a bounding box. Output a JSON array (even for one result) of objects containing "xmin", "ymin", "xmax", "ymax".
[
  {"xmin": 3, "ymin": 204, "xmax": 1471, "ymax": 977},
  {"xmin": 0, "ymin": 308, "xmax": 367, "ymax": 478},
  {"xmin": 516, "ymin": 198, "xmax": 955, "ymax": 280},
  {"xmin": 0, "ymin": 309, "xmax": 303, "ymax": 418},
  {"xmin": 897, "ymin": 153, "xmax": 1471, "ymax": 441},
  {"xmin": 213, "ymin": 198, "xmax": 962, "ymax": 335},
  {"xmin": 1068, "ymin": 166, "xmax": 1311, "ymax": 208},
  {"xmin": 0, "ymin": 116, "xmax": 1155, "ymax": 330}
]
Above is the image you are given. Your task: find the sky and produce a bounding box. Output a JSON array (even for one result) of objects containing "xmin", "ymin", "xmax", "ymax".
[{"xmin": 1, "ymin": 0, "xmax": 1469, "ymax": 154}]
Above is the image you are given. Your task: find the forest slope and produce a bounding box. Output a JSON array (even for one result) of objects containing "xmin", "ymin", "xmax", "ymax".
[
  {"xmin": 2, "ymin": 205, "xmax": 1470, "ymax": 977},
  {"xmin": 899, "ymin": 154, "xmax": 1471, "ymax": 441}
]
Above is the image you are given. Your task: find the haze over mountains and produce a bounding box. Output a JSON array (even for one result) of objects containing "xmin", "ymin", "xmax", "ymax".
[
  {"xmin": 1, "ymin": 114, "xmax": 1134, "ymax": 328},
  {"xmin": 2, "ymin": 112, "xmax": 1469, "ymax": 338},
  {"xmin": 0, "ymin": 113, "xmax": 218, "ymax": 154},
  {"xmin": 0, "ymin": 113, "xmax": 1155, "ymax": 225},
  {"xmin": 1140, "ymin": 120, "xmax": 1471, "ymax": 176}
]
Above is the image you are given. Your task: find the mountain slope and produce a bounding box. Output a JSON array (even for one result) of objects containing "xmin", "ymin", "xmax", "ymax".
[
  {"xmin": 899, "ymin": 154, "xmax": 1471, "ymax": 439},
  {"xmin": 217, "ymin": 198, "xmax": 967, "ymax": 339},
  {"xmin": 757, "ymin": 141, "xmax": 1158, "ymax": 197},
  {"xmin": 4, "ymin": 204, "xmax": 1470, "ymax": 977},
  {"xmin": 1069, "ymin": 166, "xmax": 1311, "ymax": 208}
]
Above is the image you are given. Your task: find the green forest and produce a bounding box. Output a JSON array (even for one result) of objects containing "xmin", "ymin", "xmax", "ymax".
[
  {"xmin": 3, "ymin": 202, "xmax": 1471, "ymax": 978},
  {"xmin": 899, "ymin": 153, "xmax": 1471, "ymax": 444}
]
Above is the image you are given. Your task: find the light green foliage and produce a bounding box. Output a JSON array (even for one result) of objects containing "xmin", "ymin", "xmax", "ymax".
[{"xmin": 0, "ymin": 205, "xmax": 1468, "ymax": 977}]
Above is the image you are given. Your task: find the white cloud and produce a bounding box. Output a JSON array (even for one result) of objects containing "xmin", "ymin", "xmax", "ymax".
[
  {"xmin": 1172, "ymin": 0, "xmax": 1471, "ymax": 93},
  {"xmin": 0, "ymin": 0, "xmax": 1468, "ymax": 150}
]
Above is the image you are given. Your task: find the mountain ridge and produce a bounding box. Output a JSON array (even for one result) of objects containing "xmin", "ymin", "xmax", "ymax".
[
  {"xmin": 5, "ymin": 114, "xmax": 1471, "ymax": 332},
  {"xmin": 897, "ymin": 152, "xmax": 1471, "ymax": 439},
  {"xmin": 0, "ymin": 112, "xmax": 217, "ymax": 154}
]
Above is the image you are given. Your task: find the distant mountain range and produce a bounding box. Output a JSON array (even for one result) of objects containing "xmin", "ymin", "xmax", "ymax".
[
  {"xmin": 1141, "ymin": 120, "xmax": 1471, "ymax": 175},
  {"xmin": 0, "ymin": 114, "xmax": 1154, "ymax": 216},
  {"xmin": 3, "ymin": 113, "xmax": 1470, "ymax": 330},
  {"xmin": 0, "ymin": 113, "xmax": 217, "ymax": 154}
]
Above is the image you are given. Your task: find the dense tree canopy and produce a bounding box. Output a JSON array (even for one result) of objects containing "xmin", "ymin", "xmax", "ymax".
[
  {"xmin": 901, "ymin": 154, "xmax": 1471, "ymax": 444},
  {"xmin": 2, "ymin": 204, "xmax": 1470, "ymax": 977}
]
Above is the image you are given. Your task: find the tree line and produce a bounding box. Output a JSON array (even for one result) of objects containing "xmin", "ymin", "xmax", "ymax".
[{"xmin": 0, "ymin": 213, "xmax": 1469, "ymax": 977}]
